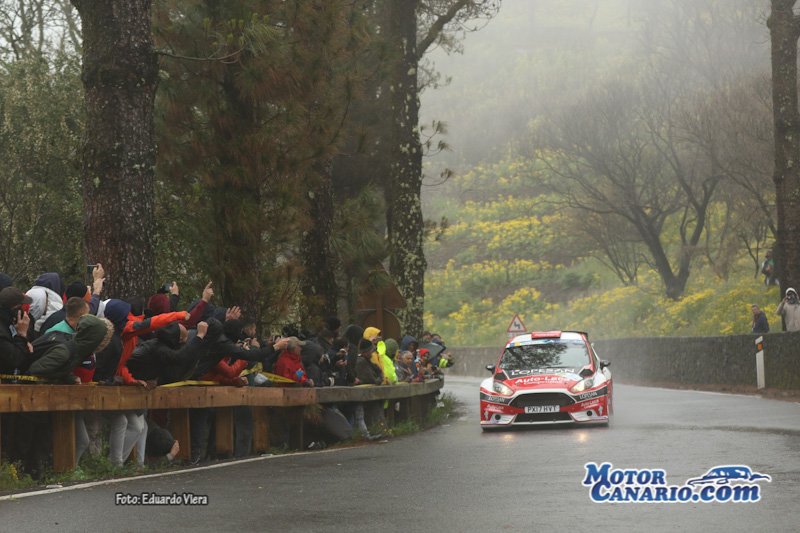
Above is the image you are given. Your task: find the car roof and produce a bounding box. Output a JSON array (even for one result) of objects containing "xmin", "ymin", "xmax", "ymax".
[{"xmin": 506, "ymin": 331, "xmax": 587, "ymax": 345}]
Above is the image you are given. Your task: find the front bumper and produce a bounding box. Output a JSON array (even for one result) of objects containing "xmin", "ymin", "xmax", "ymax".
[{"xmin": 480, "ymin": 388, "xmax": 609, "ymax": 426}]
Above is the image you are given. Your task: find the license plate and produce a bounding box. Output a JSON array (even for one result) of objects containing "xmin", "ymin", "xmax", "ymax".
[{"xmin": 525, "ymin": 405, "xmax": 558, "ymax": 413}]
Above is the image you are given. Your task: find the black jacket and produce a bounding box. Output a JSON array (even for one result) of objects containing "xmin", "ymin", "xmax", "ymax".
[
  {"xmin": 355, "ymin": 354, "xmax": 383, "ymax": 385},
  {"xmin": 189, "ymin": 319, "xmax": 279, "ymax": 379},
  {"xmin": 93, "ymin": 334, "xmax": 123, "ymax": 384},
  {"xmin": 343, "ymin": 324, "xmax": 364, "ymax": 386},
  {"xmin": 0, "ymin": 304, "xmax": 31, "ymax": 374},
  {"xmin": 126, "ymin": 323, "xmax": 211, "ymax": 384}
]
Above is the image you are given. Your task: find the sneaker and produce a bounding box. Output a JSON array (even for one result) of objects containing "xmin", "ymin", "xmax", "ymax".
[
  {"xmin": 71, "ymin": 467, "xmax": 87, "ymax": 481},
  {"xmin": 189, "ymin": 456, "xmax": 201, "ymax": 466}
]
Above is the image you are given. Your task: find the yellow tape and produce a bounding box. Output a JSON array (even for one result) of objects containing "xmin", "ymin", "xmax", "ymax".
[
  {"xmin": 260, "ymin": 372, "xmax": 296, "ymax": 384},
  {"xmin": 0, "ymin": 374, "xmax": 54, "ymax": 383},
  {"xmin": 160, "ymin": 380, "xmax": 218, "ymax": 388}
]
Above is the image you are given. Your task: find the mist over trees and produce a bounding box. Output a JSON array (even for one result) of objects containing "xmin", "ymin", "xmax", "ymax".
[
  {"xmin": 422, "ymin": 0, "xmax": 778, "ymax": 304},
  {"xmin": 3, "ymin": 0, "xmax": 800, "ymax": 340}
]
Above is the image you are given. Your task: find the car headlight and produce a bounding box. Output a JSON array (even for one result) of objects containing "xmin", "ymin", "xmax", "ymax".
[
  {"xmin": 570, "ymin": 377, "xmax": 594, "ymax": 394},
  {"xmin": 492, "ymin": 381, "xmax": 514, "ymax": 396}
]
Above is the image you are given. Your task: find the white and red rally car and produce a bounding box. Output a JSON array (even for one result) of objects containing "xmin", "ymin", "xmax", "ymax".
[{"xmin": 480, "ymin": 331, "xmax": 612, "ymax": 429}]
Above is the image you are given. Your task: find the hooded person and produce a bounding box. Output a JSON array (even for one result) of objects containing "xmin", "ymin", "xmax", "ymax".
[
  {"xmin": 384, "ymin": 338, "xmax": 399, "ymax": 361},
  {"xmin": 399, "ymin": 335, "xmax": 418, "ymax": 355},
  {"xmin": 776, "ymin": 287, "xmax": 800, "ymax": 332},
  {"xmin": 325, "ymin": 316, "xmax": 341, "ymax": 335},
  {"xmin": 148, "ymin": 281, "xmax": 214, "ymax": 330},
  {"xmin": 100, "ymin": 298, "xmax": 190, "ymax": 386},
  {"xmin": 300, "ymin": 335, "xmax": 326, "ymax": 387},
  {"xmin": 379, "ymin": 339, "xmax": 398, "ymax": 384},
  {"xmin": 126, "ymin": 320, "xmax": 213, "ymax": 385},
  {"xmin": 363, "ymin": 326, "xmax": 381, "ymax": 343},
  {"xmin": 190, "ymin": 317, "xmax": 286, "ymax": 379},
  {"xmin": 0, "ymin": 286, "xmax": 33, "ymax": 374},
  {"xmin": 187, "ymin": 298, "xmax": 216, "ymax": 324},
  {"xmin": 361, "ymin": 326, "xmax": 390, "ymax": 384},
  {"xmin": 28, "ymin": 315, "xmax": 112, "ymax": 384},
  {"xmin": 27, "ymin": 272, "xmax": 65, "ymax": 338},
  {"xmin": 0, "ymin": 272, "xmax": 13, "ymax": 292},
  {"xmin": 343, "ymin": 324, "xmax": 364, "ymax": 386},
  {"xmin": 101, "ymin": 298, "xmax": 191, "ymax": 467}
]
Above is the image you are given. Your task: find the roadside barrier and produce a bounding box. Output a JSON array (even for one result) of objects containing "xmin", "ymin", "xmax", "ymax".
[{"xmin": 0, "ymin": 379, "xmax": 443, "ymax": 472}]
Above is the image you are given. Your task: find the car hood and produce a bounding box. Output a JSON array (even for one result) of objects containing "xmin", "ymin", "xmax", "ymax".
[{"xmin": 497, "ymin": 369, "xmax": 585, "ymax": 390}]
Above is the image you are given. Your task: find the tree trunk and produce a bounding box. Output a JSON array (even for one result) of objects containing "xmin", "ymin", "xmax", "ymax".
[
  {"xmin": 769, "ymin": 0, "xmax": 800, "ymax": 305},
  {"xmin": 388, "ymin": 0, "xmax": 426, "ymax": 338},
  {"xmin": 300, "ymin": 160, "xmax": 339, "ymax": 324},
  {"xmin": 72, "ymin": 0, "xmax": 158, "ymax": 299}
]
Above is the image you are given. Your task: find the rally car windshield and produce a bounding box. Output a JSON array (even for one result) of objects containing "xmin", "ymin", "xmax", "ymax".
[{"xmin": 498, "ymin": 340, "xmax": 591, "ymax": 371}]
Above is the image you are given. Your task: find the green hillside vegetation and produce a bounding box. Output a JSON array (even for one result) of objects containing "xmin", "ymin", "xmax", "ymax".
[
  {"xmin": 420, "ymin": 1, "xmax": 775, "ymax": 345},
  {"xmin": 423, "ymin": 157, "xmax": 780, "ymax": 346}
]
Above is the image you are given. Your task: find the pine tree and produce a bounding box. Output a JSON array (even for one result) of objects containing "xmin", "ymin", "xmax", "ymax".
[
  {"xmin": 71, "ymin": 0, "xmax": 159, "ymax": 299},
  {"xmin": 154, "ymin": 0, "xmax": 372, "ymax": 324}
]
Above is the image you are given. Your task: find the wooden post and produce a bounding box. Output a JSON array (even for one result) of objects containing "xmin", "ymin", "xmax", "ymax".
[
  {"xmin": 397, "ymin": 397, "xmax": 410, "ymax": 422},
  {"xmin": 215, "ymin": 407, "xmax": 234, "ymax": 455},
  {"xmin": 170, "ymin": 408, "xmax": 190, "ymax": 461},
  {"xmin": 52, "ymin": 411, "xmax": 76, "ymax": 472},
  {"xmin": 252, "ymin": 406, "xmax": 270, "ymax": 453},
  {"xmin": 376, "ymin": 293, "xmax": 384, "ymax": 332},
  {"xmin": 287, "ymin": 406, "xmax": 304, "ymax": 450},
  {"xmin": 410, "ymin": 395, "xmax": 423, "ymax": 424},
  {"xmin": 385, "ymin": 401, "xmax": 395, "ymax": 427}
]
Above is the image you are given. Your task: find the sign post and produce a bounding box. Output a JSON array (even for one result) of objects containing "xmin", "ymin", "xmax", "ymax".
[
  {"xmin": 754, "ymin": 336, "xmax": 765, "ymax": 390},
  {"xmin": 506, "ymin": 314, "xmax": 527, "ymax": 339}
]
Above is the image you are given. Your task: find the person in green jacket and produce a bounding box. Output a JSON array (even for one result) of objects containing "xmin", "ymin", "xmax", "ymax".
[
  {"xmin": 29, "ymin": 314, "xmax": 112, "ymax": 384},
  {"xmin": 377, "ymin": 339, "xmax": 397, "ymax": 384},
  {"xmin": 44, "ymin": 297, "xmax": 90, "ymax": 335}
]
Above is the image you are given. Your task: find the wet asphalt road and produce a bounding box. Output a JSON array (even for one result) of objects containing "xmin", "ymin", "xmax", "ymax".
[{"xmin": 1, "ymin": 377, "xmax": 799, "ymax": 532}]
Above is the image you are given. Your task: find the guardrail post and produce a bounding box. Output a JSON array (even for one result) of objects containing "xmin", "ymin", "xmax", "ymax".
[
  {"xmin": 252, "ymin": 406, "xmax": 270, "ymax": 453},
  {"xmin": 385, "ymin": 400, "xmax": 395, "ymax": 426},
  {"xmin": 52, "ymin": 411, "xmax": 76, "ymax": 472},
  {"xmin": 215, "ymin": 407, "xmax": 234, "ymax": 455},
  {"xmin": 170, "ymin": 408, "xmax": 191, "ymax": 461},
  {"xmin": 396, "ymin": 398, "xmax": 410, "ymax": 422},
  {"xmin": 287, "ymin": 407, "xmax": 304, "ymax": 449},
  {"xmin": 755, "ymin": 336, "xmax": 765, "ymax": 390},
  {"xmin": 409, "ymin": 395, "xmax": 423, "ymax": 424}
]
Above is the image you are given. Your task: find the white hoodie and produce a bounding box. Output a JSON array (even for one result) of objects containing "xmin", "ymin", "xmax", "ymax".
[{"xmin": 27, "ymin": 286, "xmax": 63, "ymax": 333}]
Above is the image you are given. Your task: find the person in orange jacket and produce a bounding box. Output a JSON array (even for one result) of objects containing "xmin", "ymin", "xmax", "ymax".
[{"xmin": 101, "ymin": 298, "xmax": 190, "ymax": 467}]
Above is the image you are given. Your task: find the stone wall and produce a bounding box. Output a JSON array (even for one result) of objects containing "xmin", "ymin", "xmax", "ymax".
[{"xmin": 446, "ymin": 332, "xmax": 800, "ymax": 390}]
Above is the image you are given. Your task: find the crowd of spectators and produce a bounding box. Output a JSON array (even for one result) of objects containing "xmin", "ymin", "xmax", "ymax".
[{"xmin": 0, "ymin": 266, "xmax": 453, "ymax": 477}]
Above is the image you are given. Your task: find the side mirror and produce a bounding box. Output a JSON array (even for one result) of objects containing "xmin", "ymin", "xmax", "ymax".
[
  {"xmin": 600, "ymin": 360, "xmax": 611, "ymax": 369},
  {"xmin": 486, "ymin": 364, "xmax": 496, "ymax": 373}
]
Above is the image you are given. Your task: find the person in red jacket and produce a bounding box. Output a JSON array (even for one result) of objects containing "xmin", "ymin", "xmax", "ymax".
[{"xmin": 274, "ymin": 337, "xmax": 314, "ymax": 387}]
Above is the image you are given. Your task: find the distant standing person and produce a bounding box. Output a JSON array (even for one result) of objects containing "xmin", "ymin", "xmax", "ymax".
[
  {"xmin": 776, "ymin": 288, "xmax": 800, "ymax": 332},
  {"xmin": 750, "ymin": 305, "xmax": 769, "ymax": 334},
  {"xmin": 761, "ymin": 250, "xmax": 778, "ymax": 286}
]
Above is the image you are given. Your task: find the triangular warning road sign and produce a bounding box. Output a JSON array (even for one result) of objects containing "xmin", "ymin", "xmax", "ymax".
[{"xmin": 507, "ymin": 314, "xmax": 526, "ymax": 333}]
